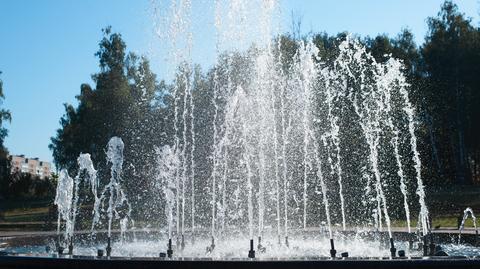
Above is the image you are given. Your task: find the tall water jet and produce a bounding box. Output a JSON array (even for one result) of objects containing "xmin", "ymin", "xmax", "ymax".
[
  {"xmin": 322, "ymin": 73, "xmax": 346, "ymax": 231},
  {"xmin": 218, "ymin": 90, "xmax": 238, "ymax": 233},
  {"xmin": 180, "ymin": 67, "xmax": 191, "ymax": 237},
  {"xmin": 379, "ymin": 59, "xmax": 411, "ymax": 233},
  {"xmin": 243, "ymin": 118, "xmax": 254, "ymax": 241},
  {"xmin": 313, "ymin": 138, "xmax": 333, "ymax": 239},
  {"xmin": 272, "ymin": 39, "xmax": 282, "ymax": 243},
  {"xmin": 156, "ymin": 145, "xmax": 179, "ymax": 243},
  {"xmin": 76, "ymin": 154, "xmax": 100, "ymax": 234},
  {"xmin": 162, "ymin": 0, "xmax": 193, "ymax": 243},
  {"xmin": 397, "ymin": 63, "xmax": 430, "ymax": 235},
  {"xmin": 189, "ymin": 69, "xmax": 196, "ymax": 237},
  {"xmin": 280, "ymin": 76, "xmax": 290, "ymax": 241},
  {"xmin": 145, "ymin": 0, "xmax": 432, "ymax": 258},
  {"xmin": 54, "ymin": 169, "xmax": 74, "ymax": 248},
  {"xmin": 53, "ymin": 154, "xmax": 99, "ymax": 253},
  {"xmin": 336, "ymin": 37, "xmax": 393, "ymax": 237},
  {"xmin": 103, "ymin": 137, "xmax": 132, "ymax": 239},
  {"xmin": 69, "ymin": 154, "xmax": 98, "ymax": 249}
]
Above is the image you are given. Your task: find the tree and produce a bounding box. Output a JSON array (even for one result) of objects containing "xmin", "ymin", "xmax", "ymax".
[
  {"xmin": 49, "ymin": 27, "xmax": 168, "ymax": 219},
  {"xmin": 0, "ymin": 72, "xmax": 12, "ymax": 147},
  {"xmin": 50, "ymin": 27, "xmax": 136, "ymax": 172},
  {"xmin": 0, "ymin": 72, "xmax": 12, "ymax": 197},
  {"xmin": 421, "ymin": 1, "xmax": 480, "ymax": 184}
]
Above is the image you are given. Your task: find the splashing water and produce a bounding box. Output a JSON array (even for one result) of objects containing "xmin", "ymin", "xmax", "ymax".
[
  {"xmin": 54, "ymin": 154, "xmax": 99, "ymax": 247},
  {"xmin": 156, "ymin": 145, "xmax": 179, "ymax": 240},
  {"xmin": 147, "ymin": 0, "xmax": 431, "ymax": 249},
  {"xmin": 76, "ymin": 154, "xmax": 100, "ymax": 234},
  {"xmin": 458, "ymin": 207, "xmax": 478, "ymax": 244},
  {"xmin": 103, "ymin": 137, "xmax": 132, "ymax": 238},
  {"xmin": 50, "ymin": 0, "xmax": 437, "ymax": 259},
  {"xmin": 54, "ymin": 169, "xmax": 74, "ymax": 246}
]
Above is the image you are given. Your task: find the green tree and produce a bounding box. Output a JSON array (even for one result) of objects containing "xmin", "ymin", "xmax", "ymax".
[
  {"xmin": 0, "ymin": 72, "xmax": 12, "ymax": 197},
  {"xmin": 49, "ymin": 27, "xmax": 169, "ymax": 220},
  {"xmin": 421, "ymin": 1, "xmax": 480, "ymax": 184}
]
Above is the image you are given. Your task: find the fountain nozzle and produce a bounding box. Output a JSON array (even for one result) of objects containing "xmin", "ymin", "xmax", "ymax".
[
  {"xmin": 408, "ymin": 236, "xmax": 414, "ymax": 251},
  {"xmin": 257, "ymin": 236, "xmax": 266, "ymax": 253},
  {"xmin": 181, "ymin": 234, "xmax": 185, "ymax": 251},
  {"xmin": 330, "ymin": 238, "xmax": 336, "ymax": 258},
  {"xmin": 206, "ymin": 236, "xmax": 215, "ymax": 253},
  {"xmin": 68, "ymin": 241, "xmax": 73, "ymax": 255},
  {"xmin": 55, "ymin": 238, "xmax": 63, "ymax": 255},
  {"xmin": 422, "ymin": 235, "xmax": 428, "ymax": 256},
  {"xmin": 429, "ymin": 233, "xmax": 435, "ymax": 256},
  {"xmin": 167, "ymin": 238, "xmax": 173, "ymax": 258},
  {"xmin": 248, "ymin": 239, "xmax": 255, "ymax": 259},
  {"xmin": 106, "ymin": 237, "xmax": 112, "ymax": 257},
  {"xmin": 476, "ymin": 230, "xmax": 479, "ymax": 247},
  {"xmin": 389, "ymin": 238, "xmax": 396, "ymax": 258}
]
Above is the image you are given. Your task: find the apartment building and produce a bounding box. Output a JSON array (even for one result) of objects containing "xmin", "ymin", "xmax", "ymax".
[{"xmin": 10, "ymin": 155, "xmax": 52, "ymax": 179}]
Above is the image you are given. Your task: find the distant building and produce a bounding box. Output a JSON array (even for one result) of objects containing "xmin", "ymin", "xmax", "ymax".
[{"xmin": 9, "ymin": 155, "xmax": 52, "ymax": 179}]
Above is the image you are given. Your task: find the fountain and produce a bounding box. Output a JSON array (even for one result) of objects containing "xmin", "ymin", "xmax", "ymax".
[
  {"xmin": 458, "ymin": 207, "xmax": 479, "ymax": 245},
  {"xmin": 1, "ymin": 0, "xmax": 480, "ymax": 268}
]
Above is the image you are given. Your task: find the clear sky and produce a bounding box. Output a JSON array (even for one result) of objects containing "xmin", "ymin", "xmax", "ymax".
[{"xmin": 0, "ymin": 0, "xmax": 478, "ymax": 168}]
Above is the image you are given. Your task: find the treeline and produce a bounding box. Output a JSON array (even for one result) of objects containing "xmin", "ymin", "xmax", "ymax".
[
  {"xmin": 46, "ymin": 1, "xmax": 479, "ymax": 221},
  {"xmin": 366, "ymin": 2, "xmax": 480, "ymax": 185}
]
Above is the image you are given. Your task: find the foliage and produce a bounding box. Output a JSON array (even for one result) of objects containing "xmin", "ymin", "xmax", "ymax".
[
  {"xmin": 0, "ymin": 72, "xmax": 12, "ymax": 147},
  {"xmin": 49, "ymin": 27, "xmax": 171, "ymax": 218},
  {"xmin": 47, "ymin": 1, "xmax": 480, "ymax": 224},
  {"xmin": 420, "ymin": 1, "xmax": 480, "ymax": 184},
  {"xmin": 0, "ymin": 72, "xmax": 12, "ymax": 197}
]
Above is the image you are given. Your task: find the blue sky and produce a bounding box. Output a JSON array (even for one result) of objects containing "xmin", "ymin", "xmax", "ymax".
[{"xmin": 0, "ymin": 0, "xmax": 478, "ymax": 168}]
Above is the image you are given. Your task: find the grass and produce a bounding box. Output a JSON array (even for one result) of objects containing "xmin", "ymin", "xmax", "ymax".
[
  {"xmin": 0, "ymin": 198, "xmax": 54, "ymax": 231},
  {"xmin": 391, "ymin": 216, "xmax": 477, "ymax": 230},
  {"xmin": 1, "ymin": 184, "xmax": 480, "ymax": 232},
  {"xmin": 2, "ymin": 207, "xmax": 50, "ymax": 222}
]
